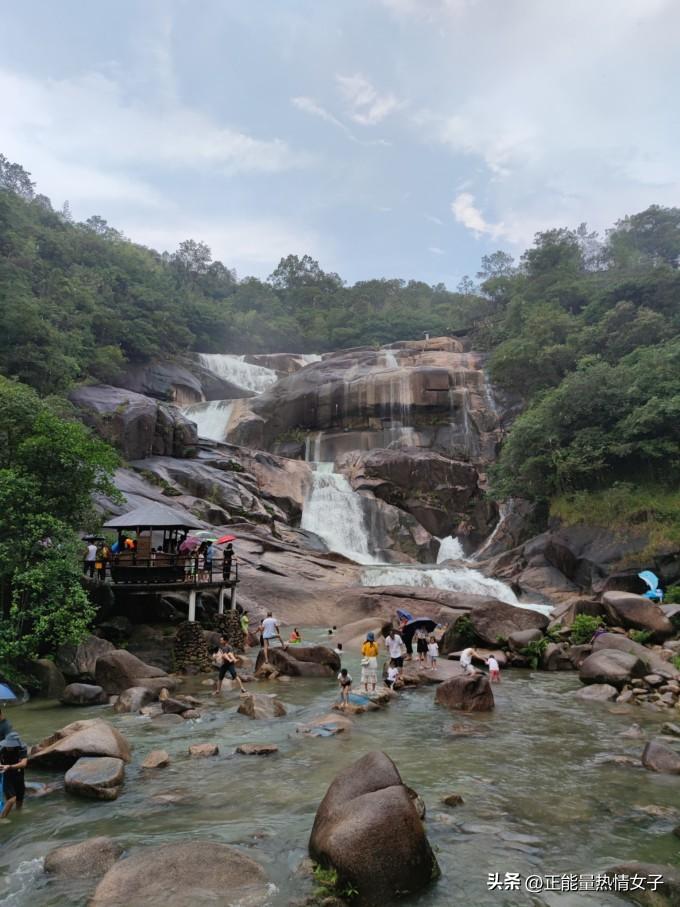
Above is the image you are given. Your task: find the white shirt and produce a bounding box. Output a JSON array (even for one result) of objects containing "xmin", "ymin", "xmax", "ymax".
[
  {"xmin": 85, "ymin": 544, "xmax": 97, "ymax": 561},
  {"xmin": 337, "ymin": 672, "xmax": 352, "ymax": 684},
  {"xmin": 387, "ymin": 667, "xmax": 399, "ymax": 682},
  {"xmin": 428, "ymin": 642, "xmax": 439, "ymax": 657},
  {"xmin": 387, "ymin": 635, "xmax": 403, "ymax": 658},
  {"xmin": 460, "ymin": 647, "xmax": 474, "ymax": 668},
  {"xmin": 487, "ymin": 656, "xmax": 499, "ymax": 672},
  {"xmin": 262, "ymin": 617, "xmax": 279, "ymax": 639}
]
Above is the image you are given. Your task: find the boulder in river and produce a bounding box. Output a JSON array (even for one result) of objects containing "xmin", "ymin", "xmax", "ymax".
[
  {"xmin": 65, "ymin": 756, "xmax": 125, "ymax": 800},
  {"xmin": 602, "ymin": 591, "xmax": 673, "ymax": 641},
  {"xmin": 44, "ymin": 836, "xmax": 123, "ymax": 879},
  {"xmin": 189, "ymin": 743, "xmax": 219, "ymax": 757},
  {"xmin": 142, "ymin": 749, "xmax": 171, "ymax": 769},
  {"xmin": 603, "ymin": 862, "xmax": 680, "ymax": 906},
  {"xmin": 113, "ymin": 686, "xmax": 157, "ymax": 714},
  {"xmin": 592, "ymin": 633, "xmax": 679, "ymax": 679},
  {"xmin": 575, "ymin": 683, "xmax": 619, "ymax": 702},
  {"xmin": 94, "ymin": 650, "xmax": 174, "ymax": 695},
  {"xmin": 309, "ymin": 751, "xmax": 438, "ymax": 906},
  {"xmin": 23, "ymin": 658, "xmax": 66, "ymax": 699},
  {"xmin": 467, "ymin": 599, "xmax": 549, "ymax": 647},
  {"xmin": 435, "ymin": 673, "xmax": 495, "ymax": 712},
  {"xmin": 237, "ymin": 692, "xmax": 287, "ymax": 719},
  {"xmin": 90, "ymin": 841, "xmax": 270, "ymax": 907},
  {"xmin": 297, "ymin": 713, "xmax": 353, "ymax": 737},
  {"xmin": 254, "ymin": 645, "xmax": 340, "ymax": 678},
  {"xmin": 61, "ymin": 683, "xmax": 109, "ymax": 706},
  {"xmin": 55, "ymin": 634, "xmax": 115, "ymax": 682},
  {"xmin": 29, "ymin": 719, "xmax": 131, "ymax": 770},
  {"xmin": 641, "ymin": 740, "xmax": 680, "ymax": 774},
  {"xmin": 579, "ymin": 650, "xmax": 646, "ymax": 689},
  {"xmin": 235, "ymin": 744, "xmax": 279, "ymax": 756}
]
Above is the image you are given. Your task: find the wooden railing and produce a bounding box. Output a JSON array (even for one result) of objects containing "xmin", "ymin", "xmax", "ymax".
[{"xmin": 86, "ymin": 554, "xmax": 238, "ymax": 586}]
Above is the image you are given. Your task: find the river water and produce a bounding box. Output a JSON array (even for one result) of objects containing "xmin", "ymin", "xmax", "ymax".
[{"xmin": 1, "ymin": 634, "xmax": 678, "ymax": 906}]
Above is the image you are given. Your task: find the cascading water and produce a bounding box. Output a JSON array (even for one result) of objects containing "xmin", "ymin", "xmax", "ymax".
[
  {"xmin": 436, "ymin": 535, "xmax": 465, "ymax": 563},
  {"xmin": 197, "ymin": 353, "xmax": 279, "ymax": 394},
  {"xmin": 300, "ymin": 463, "xmax": 378, "ymax": 565},
  {"xmin": 183, "ymin": 400, "xmax": 234, "ymax": 442}
]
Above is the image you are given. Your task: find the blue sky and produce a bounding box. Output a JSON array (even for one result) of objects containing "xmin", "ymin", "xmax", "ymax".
[{"xmin": 2, "ymin": 0, "xmax": 679, "ymax": 285}]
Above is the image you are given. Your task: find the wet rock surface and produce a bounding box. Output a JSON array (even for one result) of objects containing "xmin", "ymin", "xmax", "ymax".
[
  {"xmin": 64, "ymin": 756, "xmax": 125, "ymax": 800},
  {"xmin": 44, "ymin": 836, "xmax": 123, "ymax": 879}
]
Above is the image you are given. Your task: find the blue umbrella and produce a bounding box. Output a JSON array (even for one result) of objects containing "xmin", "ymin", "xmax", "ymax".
[
  {"xmin": 396, "ymin": 608, "xmax": 414, "ymax": 623},
  {"xmin": 639, "ymin": 571, "xmax": 663, "ymax": 602},
  {"xmin": 0, "ymin": 683, "xmax": 17, "ymax": 701}
]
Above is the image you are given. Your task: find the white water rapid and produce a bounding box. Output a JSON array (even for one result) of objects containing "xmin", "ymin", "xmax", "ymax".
[
  {"xmin": 300, "ymin": 463, "xmax": 378, "ymax": 565},
  {"xmin": 183, "ymin": 400, "xmax": 234, "ymax": 442},
  {"xmin": 436, "ymin": 535, "xmax": 465, "ymax": 563},
  {"xmin": 197, "ymin": 353, "xmax": 279, "ymax": 394}
]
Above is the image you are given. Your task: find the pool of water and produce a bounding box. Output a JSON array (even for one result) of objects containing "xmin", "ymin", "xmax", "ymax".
[{"xmin": 1, "ymin": 633, "xmax": 679, "ymax": 906}]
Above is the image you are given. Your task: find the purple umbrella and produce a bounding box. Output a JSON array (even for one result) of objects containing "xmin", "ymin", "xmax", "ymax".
[{"xmin": 179, "ymin": 536, "xmax": 201, "ymax": 553}]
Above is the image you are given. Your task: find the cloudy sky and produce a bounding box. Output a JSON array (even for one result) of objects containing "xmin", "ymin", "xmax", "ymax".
[{"xmin": 2, "ymin": 0, "xmax": 678, "ymax": 284}]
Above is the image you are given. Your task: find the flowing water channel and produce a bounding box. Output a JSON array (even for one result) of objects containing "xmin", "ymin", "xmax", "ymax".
[{"xmin": 2, "ymin": 641, "xmax": 678, "ymax": 907}]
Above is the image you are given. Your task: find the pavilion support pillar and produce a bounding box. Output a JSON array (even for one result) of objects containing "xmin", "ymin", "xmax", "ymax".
[
  {"xmin": 218, "ymin": 587, "xmax": 227, "ymax": 615},
  {"xmin": 188, "ymin": 589, "xmax": 197, "ymax": 622},
  {"xmin": 229, "ymin": 585, "xmax": 236, "ymax": 610}
]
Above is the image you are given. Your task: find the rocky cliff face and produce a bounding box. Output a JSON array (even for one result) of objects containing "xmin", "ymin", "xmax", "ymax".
[{"xmin": 230, "ymin": 338, "xmax": 505, "ymax": 468}]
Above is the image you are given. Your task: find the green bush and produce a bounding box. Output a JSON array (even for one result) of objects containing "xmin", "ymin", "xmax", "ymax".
[
  {"xmin": 569, "ymin": 614, "xmax": 603, "ymax": 645},
  {"xmin": 520, "ymin": 637, "xmax": 549, "ymax": 669},
  {"xmin": 453, "ymin": 614, "xmax": 478, "ymax": 647},
  {"xmin": 665, "ymin": 584, "xmax": 680, "ymax": 604},
  {"xmin": 630, "ymin": 629, "xmax": 653, "ymax": 645}
]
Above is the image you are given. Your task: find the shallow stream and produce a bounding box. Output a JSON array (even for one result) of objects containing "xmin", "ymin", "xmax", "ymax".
[{"xmin": 1, "ymin": 632, "xmax": 679, "ymax": 906}]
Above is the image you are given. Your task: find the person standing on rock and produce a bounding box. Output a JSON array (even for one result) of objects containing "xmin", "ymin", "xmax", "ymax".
[
  {"xmin": 386, "ymin": 629, "xmax": 405, "ymax": 675},
  {"xmin": 361, "ymin": 632, "xmax": 379, "ymax": 692},
  {"xmin": 260, "ymin": 612, "xmax": 285, "ymax": 663},
  {"xmin": 213, "ymin": 636, "xmax": 246, "ymax": 695},
  {"xmin": 0, "ymin": 731, "xmax": 28, "ymax": 819},
  {"xmin": 415, "ymin": 627, "xmax": 428, "ymax": 664},
  {"xmin": 337, "ymin": 668, "xmax": 352, "ymax": 709},
  {"xmin": 83, "ymin": 540, "xmax": 97, "ymax": 577},
  {"xmin": 240, "ymin": 609, "xmax": 250, "ymax": 642}
]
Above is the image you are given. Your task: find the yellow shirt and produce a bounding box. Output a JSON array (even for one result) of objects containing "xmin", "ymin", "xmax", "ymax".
[{"xmin": 362, "ymin": 642, "xmax": 379, "ymax": 657}]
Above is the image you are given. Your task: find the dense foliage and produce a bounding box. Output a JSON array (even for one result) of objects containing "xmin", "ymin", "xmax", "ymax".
[
  {"xmin": 0, "ymin": 377, "xmax": 118, "ymax": 665},
  {"xmin": 484, "ymin": 218, "xmax": 680, "ymax": 501}
]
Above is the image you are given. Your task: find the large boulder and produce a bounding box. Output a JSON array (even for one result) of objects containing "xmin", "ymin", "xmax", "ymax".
[
  {"xmin": 297, "ymin": 713, "xmax": 353, "ymax": 737},
  {"xmin": 579, "ymin": 650, "xmax": 646, "ymax": 689},
  {"xmin": 641, "ymin": 740, "xmax": 680, "ymax": 774},
  {"xmin": 309, "ymin": 751, "xmax": 438, "ymax": 906},
  {"xmin": 113, "ymin": 686, "xmax": 157, "ymax": 714},
  {"xmin": 61, "ymin": 683, "xmax": 108, "ymax": 706},
  {"xmin": 29, "ymin": 719, "xmax": 131, "ymax": 770},
  {"xmin": 603, "ymin": 862, "xmax": 680, "ymax": 907},
  {"xmin": 69, "ymin": 385, "xmax": 198, "ymax": 460},
  {"xmin": 237, "ymin": 693, "xmax": 287, "ymax": 720},
  {"xmin": 65, "ymin": 756, "xmax": 125, "ymax": 801},
  {"xmin": 435, "ymin": 674, "xmax": 495, "ymax": 712},
  {"xmin": 339, "ymin": 447, "xmax": 492, "ymax": 540},
  {"xmin": 575, "ymin": 683, "xmax": 618, "ymax": 702},
  {"xmin": 90, "ymin": 841, "xmax": 269, "ymax": 907},
  {"xmin": 592, "ymin": 633, "xmax": 680, "ymax": 679},
  {"xmin": 44, "ymin": 836, "xmax": 123, "ymax": 879},
  {"xmin": 22, "ymin": 659, "xmax": 66, "ymax": 699},
  {"xmin": 94, "ymin": 650, "xmax": 173, "ymax": 695},
  {"xmin": 602, "ymin": 591, "xmax": 673, "ymax": 641},
  {"xmin": 467, "ymin": 600, "xmax": 549, "ymax": 646},
  {"xmin": 55, "ymin": 634, "xmax": 115, "ymax": 682},
  {"xmin": 254, "ymin": 645, "xmax": 340, "ymax": 678}
]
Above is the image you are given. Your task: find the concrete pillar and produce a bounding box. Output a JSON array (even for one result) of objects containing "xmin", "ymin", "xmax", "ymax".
[
  {"xmin": 229, "ymin": 585, "xmax": 236, "ymax": 610},
  {"xmin": 218, "ymin": 587, "xmax": 227, "ymax": 615},
  {"xmin": 188, "ymin": 589, "xmax": 197, "ymax": 622}
]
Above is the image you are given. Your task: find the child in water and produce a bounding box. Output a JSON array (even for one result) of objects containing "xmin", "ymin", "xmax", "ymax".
[
  {"xmin": 337, "ymin": 668, "xmax": 352, "ymax": 708},
  {"xmin": 427, "ymin": 636, "xmax": 439, "ymax": 670},
  {"xmin": 289, "ymin": 628, "xmax": 302, "ymax": 643},
  {"xmin": 486, "ymin": 654, "xmax": 501, "ymax": 683},
  {"xmin": 385, "ymin": 665, "xmax": 400, "ymax": 689}
]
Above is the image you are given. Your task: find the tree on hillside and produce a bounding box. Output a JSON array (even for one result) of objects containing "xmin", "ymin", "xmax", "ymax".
[
  {"xmin": 0, "ymin": 379, "xmax": 119, "ymax": 664},
  {"xmin": 607, "ymin": 205, "xmax": 680, "ymax": 269},
  {"xmin": 0, "ymin": 154, "xmax": 34, "ymax": 199}
]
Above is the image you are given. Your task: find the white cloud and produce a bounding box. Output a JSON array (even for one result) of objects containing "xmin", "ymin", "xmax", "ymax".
[
  {"xmin": 428, "ymin": 246, "xmax": 445, "ymax": 255},
  {"xmin": 0, "ymin": 67, "xmax": 303, "ymax": 214},
  {"xmin": 127, "ymin": 216, "xmax": 328, "ymax": 278},
  {"xmin": 336, "ymin": 73, "xmax": 402, "ymax": 126},
  {"xmin": 425, "ymin": 214, "xmax": 444, "ymax": 225},
  {"xmin": 451, "ymin": 193, "xmax": 506, "ymax": 240},
  {"xmin": 291, "ymin": 96, "xmax": 348, "ymax": 133}
]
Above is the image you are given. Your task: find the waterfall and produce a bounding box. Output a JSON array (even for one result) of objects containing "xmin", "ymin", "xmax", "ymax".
[
  {"xmin": 436, "ymin": 535, "xmax": 465, "ymax": 563},
  {"xmin": 473, "ymin": 501, "xmax": 513, "ymax": 561},
  {"xmin": 183, "ymin": 400, "xmax": 235, "ymax": 442},
  {"xmin": 361, "ymin": 564, "xmax": 551, "ymax": 615},
  {"xmin": 300, "ymin": 463, "xmax": 378, "ymax": 565},
  {"xmin": 294, "ymin": 354, "xmax": 323, "ymax": 367},
  {"xmin": 197, "ymin": 354, "xmax": 279, "ymax": 395},
  {"xmin": 383, "ymin": 350, "xmax": 399, "ymax": 369}
]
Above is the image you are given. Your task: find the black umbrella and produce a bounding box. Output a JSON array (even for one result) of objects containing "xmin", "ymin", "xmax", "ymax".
[
  {"xmin": 82, "ymin": 535, "xmax": 106, "ymax": 542},
  {"xmin": 401, "ymin": 618, "xmax": 438, "ymax": 646}
]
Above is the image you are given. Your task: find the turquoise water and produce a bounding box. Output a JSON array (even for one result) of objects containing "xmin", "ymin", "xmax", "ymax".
[{"xmin": 0, "ymin": 634, "xmax": 678, "ymax": 906}]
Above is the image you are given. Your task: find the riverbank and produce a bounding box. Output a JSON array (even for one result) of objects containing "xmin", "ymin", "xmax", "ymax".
[{"xmin": 2, "ymin": 635, "xmax": 679, "ymax": 907}]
